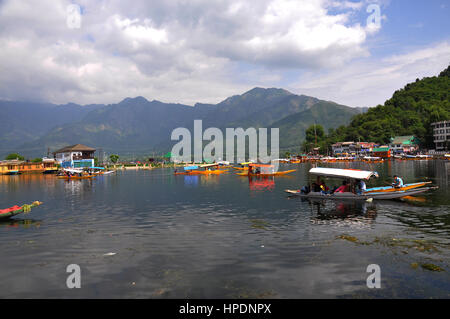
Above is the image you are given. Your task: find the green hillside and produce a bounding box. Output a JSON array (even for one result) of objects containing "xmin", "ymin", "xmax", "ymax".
[
  {"xmin": 326, "ymin": 65, "xmax": 450, "ymax": 148},
  {"xmin": 1, "ymin": 88, "xmax": 362, "ymax": 158}
]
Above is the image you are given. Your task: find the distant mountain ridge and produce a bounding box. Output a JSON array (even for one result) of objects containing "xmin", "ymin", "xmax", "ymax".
[{"xmin": 0, "ymin": 88, "xmax": 364, "ymax": 158}]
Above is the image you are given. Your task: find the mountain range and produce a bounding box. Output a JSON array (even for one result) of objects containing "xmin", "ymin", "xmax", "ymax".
[{"xmin": 0, "ymin": 88, "xmax": 366, "ymax": 159}]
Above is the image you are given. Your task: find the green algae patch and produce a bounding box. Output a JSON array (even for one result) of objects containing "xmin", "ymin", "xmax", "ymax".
[
  {"xmin": 420, "ymin": 263, "xmax": 445, "ymax": 272},
  {"xmin": 250, "ymin": 219, "xmax": 269, "ymax": 230},
  {"xmin": 337, "ymin": 235, "xmax": 358, "ymax": 243},
  {"xmin": 410, "ymin": 263, "xmax": 419, "ymax": 269}
]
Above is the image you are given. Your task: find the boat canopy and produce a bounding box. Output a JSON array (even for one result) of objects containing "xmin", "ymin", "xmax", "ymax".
[
  {"xmin": 199, "ymin": 163, "xmax": 219, "ymax": 168},
  {"xmin": 64, "ymin": 168, "xmax": 83, "ymax": 174},
  {"xmin": 184, "ymin": 165, "xmax": 198, "ymax": 171},
  {"xmin": 92, "ymin": 167, "xmax": 105, "ymax": 170},
  {"xmin": 239, "ymin": 162, "xmax": 253, "ymax": 165},
  {"xmin": 309, "ymin": 167, "xmax": 379, "ymax": 180},
  {"xmin": 249, "ymin": 164, "xmax": 273, "ymax": 168}
]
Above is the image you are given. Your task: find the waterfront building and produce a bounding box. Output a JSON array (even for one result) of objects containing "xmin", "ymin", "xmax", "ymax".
[
  {"xmin": 372, "ymin": 146, "xmax": 391, "ymax": 158},
  {"xmin": 431, "ymin": 120, "xmax": 450, "ymax": 151},
  {"xmin": 389, "ymin": 136, "xmax": 419, "ymax": 154},
  {"xmin": 331, "ymin": 142, "xmax": 376, "ymax": 156},
  {"xmin": 53, "ymin": 144, "xmax": 96, "ymax": 168}
]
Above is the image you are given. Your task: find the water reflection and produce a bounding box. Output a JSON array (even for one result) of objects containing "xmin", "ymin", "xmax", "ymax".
[
  {"xmin": 183, "ymin": 175, "xmax": 199, "ymax": 187},
  {"xmin": 0, "ymin": 218, "xmax": 42, "ymax": 229},
  {"xmin": 248, "ymin": 176, "xmax": 275, "ymax": 191},
  {"xmin": 306, "ymin": 199, "xmax": 378, "ymax": 221}
]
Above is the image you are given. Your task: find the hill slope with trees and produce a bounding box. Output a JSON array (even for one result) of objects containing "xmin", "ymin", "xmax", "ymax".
[{"xmin": 304, "ymin": 65, "xmax": 450, "ymax": 153}]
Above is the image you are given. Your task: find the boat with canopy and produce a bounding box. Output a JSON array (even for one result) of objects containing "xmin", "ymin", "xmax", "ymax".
[
  {"xmin": 232, "ymin": 162, "xmax": 253, "ymax": 170},
  {"xmin": 0, "ymin": 201, "xmax": 43, "ymax": 220},
  {"xmin": 236, "ymin": 164, "xmax": 296, "ymax": 176},
  {"xmin": 175, "ymin": 164, "xmax": 228, "ymax": 175},
  {"xmin": 285, "ymin": 167, "xmax": 436, "ymax": 200}
]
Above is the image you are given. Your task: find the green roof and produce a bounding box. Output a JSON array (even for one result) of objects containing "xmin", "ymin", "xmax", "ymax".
[
  {"xmin": 373, "ymin": 147, "xmax": 390, "ymax": 152},
  {"xmin": 390, "ymin": 136, "xmax": 416, "ymax": 145}
]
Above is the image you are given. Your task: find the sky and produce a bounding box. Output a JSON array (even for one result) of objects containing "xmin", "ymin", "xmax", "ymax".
[{"xmin": 0, "ymin": 0, "xmax": 449, "ymax": 108}]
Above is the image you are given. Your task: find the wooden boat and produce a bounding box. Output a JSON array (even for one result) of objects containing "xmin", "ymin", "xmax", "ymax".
[
  {"xmin": 4, "ymin": 170, "xmax": 21, "ymax": 175},
  {"xmin": 189, "ymin": 164, "xmax": 228, "ymax": 175},
  {"xmin": 174, "ymin": 164, "xmax": 228, "ymax": 175},
  {"xmin": 238, "ymin": 170, "xmax": 296, "ymax": 176},
  {"xmin": 232, "ymin": 162, "xmax": 253, "ymax": 170},
  {"xmin": 0, "ymin": 201, "xmax": 42, "ymax": 220},
  {"xmin": 364, "ymin": 182, "xmax": 432, "ymax": 194},
  {"xmin": 362, "ymin": 156, "xmax": 384, "ymax": 163},
  {"xmin": 236, "ymin": 164, "xmax": 296, "ymax": 176},
  {"xmin": 286, "ymin": 167, "xmax": 436, "ymax": 201},
  {"xmin": 285, "ymin": 187, "xmax": 434, "ymax": 200}
]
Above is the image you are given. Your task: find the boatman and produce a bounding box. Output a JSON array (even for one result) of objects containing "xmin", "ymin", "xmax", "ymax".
[
  {"xmin": 392, "ymin": 175, "xmax": 404, "ymax": 188},
  {"xmin": 357, "ymin": 179, "xmax": 366, "ymax": 194}
]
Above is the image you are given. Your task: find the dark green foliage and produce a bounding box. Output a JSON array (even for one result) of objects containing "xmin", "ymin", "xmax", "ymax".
[
  {"xmin": 3, "ymin": 89, "xmax": 360, "ymax": 158},
  {"xmin": 109, "ymin": 154, "xmax": 119, "ymax": 163},
  {"xmin": 31, "ymin": 158, "xmax": 42, "ymax": 163},
  {"xmin": 324, "ymin": 65, "xmax": 450, "ymax": 150},
  {"xmin": 5, "ymin": 153, "xmax": 24, "ymax": 160}
]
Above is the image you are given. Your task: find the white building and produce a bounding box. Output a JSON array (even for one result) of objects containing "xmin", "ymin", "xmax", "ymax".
[{"xmin": 431, "ymin": 121, "xmax": 450, "ymax": 150}]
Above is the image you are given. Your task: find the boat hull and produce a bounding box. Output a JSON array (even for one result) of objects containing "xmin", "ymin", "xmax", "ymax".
[
  {"xmin": 364, "ymin": 182, "xmax": 431, "ymax": 194},
  {"xmin": 0, "ymin": 201, "xmax": 42, "ymax": 220},
  {"xmin": 285, "ymin": 187, "xmax": 435, "ymax": 200},
  {"xmin": 237, "ymin": 169, "xmax": 296, "ymax": 176}
]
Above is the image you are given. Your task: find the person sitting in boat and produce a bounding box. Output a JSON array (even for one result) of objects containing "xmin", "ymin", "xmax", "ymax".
[
  {"xmin": 356, "ymin": 179, "xmax": 366, "ymax": 194},
  {"xmin": 300, "ymin": 185, "xmax": 310, "ymax": 194},
  {"xmin": 334, "ymin": 181, "xmax": 349, "ymax": 193},
  {"xmin": 312, "ymin": 182, "xmax": 322, "ymax": 192},
  {"xmin": 392, "ymin": 175, "xmax": 404, "ymax": 188},
  {"xmin": 319, "ymin": 181, "xmax": 329, "ymax": 194}
]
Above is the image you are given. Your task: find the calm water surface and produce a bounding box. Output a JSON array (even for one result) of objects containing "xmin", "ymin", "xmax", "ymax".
[{"xmin": 0, "ymin": 161, "xmax": 449, "ymax": 298}]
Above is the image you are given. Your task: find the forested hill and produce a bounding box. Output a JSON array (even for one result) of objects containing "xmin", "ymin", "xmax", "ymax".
[{"xmin": 326, "ymin": 65, "xmax": 450, "ymax": 148}]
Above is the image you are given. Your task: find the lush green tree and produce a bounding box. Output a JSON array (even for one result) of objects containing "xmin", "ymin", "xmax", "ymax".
[
  {"xmin": 321, "ymin": 65, "xmax": 450, "ymax": 149},
  {"xmin": 5, "ymin": 153, "xmax": 24, "ymax": 160},
  {"xmin": 109, "ymin": 154, "xmax": 119, "ymax": 164},
  {"xmin": 31, "ymin": 158, "xmax": 42, "ymax": 163}
]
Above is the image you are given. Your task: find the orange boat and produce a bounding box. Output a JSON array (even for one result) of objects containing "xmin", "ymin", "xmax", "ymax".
[
  {"xmin": 364, "ymin": 182, "xmax": 432, "ymax": 194},
  {"xmin": 175, "ymin": 164, "xmax": 228, "ymax": 175},
  {"xmin": 236, "ymin": 164, "xmax": 296, "ymax": 176}
]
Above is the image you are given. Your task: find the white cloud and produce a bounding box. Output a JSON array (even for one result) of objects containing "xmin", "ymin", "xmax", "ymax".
[
  {"xmin": 291, "ymin": 41, "xmax": 450, "ymax": 108},
  {"xmin": 0, "ymin": 0, "xmax": 383, "ymax": 105}
]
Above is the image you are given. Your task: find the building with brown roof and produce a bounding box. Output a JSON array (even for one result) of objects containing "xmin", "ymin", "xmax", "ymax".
[{"xmin": 53, "ymin": 144, "xmax": 96, "ymax": 168}]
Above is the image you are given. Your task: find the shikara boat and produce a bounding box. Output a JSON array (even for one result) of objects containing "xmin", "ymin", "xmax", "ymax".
[
  {"xmin": 285, "ymin": 167, "xmax": 436, "ymax": 201},
  {"xmin": 232, "ymin": 162, "xmax": 253, "ymax": 170},
  {"xmin": 189, "ymin": 164, "xmax": 228, "ymax": 175},
  {"xmin": 362, "ymin": 156, "xmax": 384, "ymax": 163},
  {"xmin": 0, "ymin": 201, "xmax": 42, "ymax": 220},
  {"xmin": 237, "ymin": 164, "xmax": 296, "ymax": 176},
  {"xmin": 175, "ymin": 164, "xmax": 228, "ymax": 175},
  {"xmin": 364, "ymin": 182, "xmax": 432, "ymax": 194}
]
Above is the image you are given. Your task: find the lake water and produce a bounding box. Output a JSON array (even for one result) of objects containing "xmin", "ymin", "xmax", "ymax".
[{"xmin": 0, "ymin": 161, "xmax": 449, "ymax": 298}]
